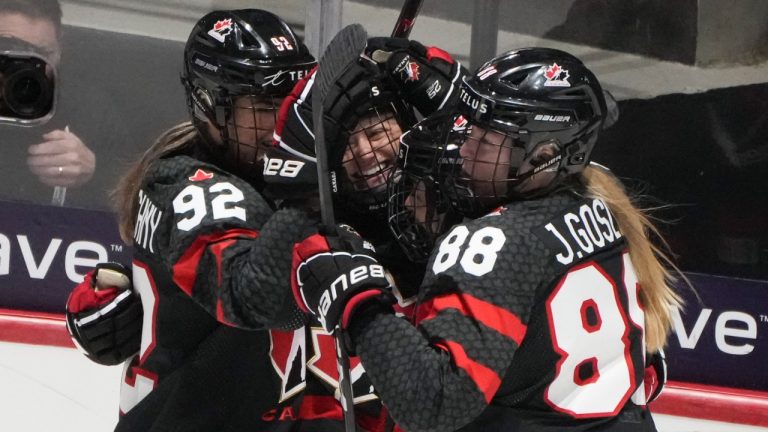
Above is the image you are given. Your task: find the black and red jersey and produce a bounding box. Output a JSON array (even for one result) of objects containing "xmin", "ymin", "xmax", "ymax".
[
  {"xmin": 352, "ymin": 187, "xmax": 656, "ymax": 432},
  {"xmin": 117, "ymin": 153, "xmax": 378, "ymax": 431}
]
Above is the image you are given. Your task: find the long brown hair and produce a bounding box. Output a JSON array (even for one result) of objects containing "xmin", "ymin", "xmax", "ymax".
[
  {"xmin": 112, "ymin": 122, "xmax": 198, "ymax": 244},
  {"xmin": 581, "ymin": 165, "xmax": 684, "ymax": 353}
]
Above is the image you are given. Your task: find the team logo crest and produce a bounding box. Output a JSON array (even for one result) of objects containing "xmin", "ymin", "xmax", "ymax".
[
  {"xmin": 394, "ymin": 56, "xmax": 421, "ymax": 82},
  {"xmin": 452, "ymin": 115, "xmax": 468, "ymax": 131},
  {"xmin": 208, "ymin": 18, "xmax": 233, "ymax": 43},
  {"xmin": 404, "ymin": 61, "xmax": 420, "ymax": 81},
  {"xmin": 543, "ymin": 63, "xmax": 571, "ymax": 87},
  {"xmin": 189, "ymin": 169, "xmax": 214, "ymax": 181}
]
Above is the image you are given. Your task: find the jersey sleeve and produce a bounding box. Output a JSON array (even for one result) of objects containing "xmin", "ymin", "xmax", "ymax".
[
  {"xmin": 351, "ymin": 213, "xmax": 550, "ymax": 432},
  {"xmin": 138, "ymin": 155, "xmax": 311, "ymax": 330}
]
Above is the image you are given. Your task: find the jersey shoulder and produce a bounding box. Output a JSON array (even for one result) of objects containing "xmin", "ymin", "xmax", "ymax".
[
  {"xmin": 422, "ymin": 190, "xmax": 623, "ymax": 322},
  {"xmin": 422, "ymin": 207, "xmax": 551, "ymax": 324},
  {"xmin": 133, "ymin": 155, "xmax": 274, "ymax": 257}
]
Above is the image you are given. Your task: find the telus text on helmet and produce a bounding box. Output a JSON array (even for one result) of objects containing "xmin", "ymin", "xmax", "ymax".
[
  {"xmin": 263, "ymin": 68, "xmax": 312, "ymax": 87},
  {"xmin": 459, "ymin": 88, "xmax": 488, "ymax": 114}
]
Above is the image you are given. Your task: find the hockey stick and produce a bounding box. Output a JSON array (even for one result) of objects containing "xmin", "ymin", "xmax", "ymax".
[
  {"xmin": 391, "ymin": 0, "xmax": 424, "ymax": 38},
  {"xmin": 312, "ymin": 23, "xmax": 368, "ymax": 432}
]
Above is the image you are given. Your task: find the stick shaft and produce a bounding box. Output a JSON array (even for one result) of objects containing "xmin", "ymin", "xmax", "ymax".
[{"xmin": 391, "ymin": 0, "xmax": 424, "ymax": 38}]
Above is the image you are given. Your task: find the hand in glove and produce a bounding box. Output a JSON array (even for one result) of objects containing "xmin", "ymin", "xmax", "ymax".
[
  {"xmin": 65, "ymin": 262, "xmax": 142, "ymax": 365},
  {"xmin": 365, "ymin": 37, "xmax": 466, "ymax": 116},
  {"xmin": 292, "ymin": 224, "xmax": 395, "ymax": 334}
]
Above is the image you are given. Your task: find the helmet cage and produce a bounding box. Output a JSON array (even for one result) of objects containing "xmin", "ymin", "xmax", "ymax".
[
  {"xmin": 387, "ymin": 138, "xmax": 459, "ymax": 262},
  {"xmin": 332, "ymin": 96, "xmax": 414, "ymax": 222}
]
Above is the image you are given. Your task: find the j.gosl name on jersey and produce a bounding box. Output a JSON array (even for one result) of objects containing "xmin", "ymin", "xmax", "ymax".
[{"xmin": 538, "ymin": 198, "xmax": 622, "ymax": 265}]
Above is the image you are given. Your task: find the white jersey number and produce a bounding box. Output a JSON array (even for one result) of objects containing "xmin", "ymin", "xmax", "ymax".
[
  {"xmin": 173, "ymin": 182, "xmax": 246, "ymax": 231},
  {"xmin": 432, "ymin": 226, "xmax": 506, "ymax": 277},
  {"xmin": 545, "ymin": 252, "xmax": 645, "ymax": 417}
]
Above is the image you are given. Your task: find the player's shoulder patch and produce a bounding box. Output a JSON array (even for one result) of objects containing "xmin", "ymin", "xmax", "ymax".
[{"xmin": 531, "ymin": 195, "xmax": 625, "ymax": 267}]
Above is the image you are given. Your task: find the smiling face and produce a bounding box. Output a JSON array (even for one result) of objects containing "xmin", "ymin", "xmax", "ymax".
[{"xmin": 342, "ymin": 111, "xmax": 403, "ymax": 193}]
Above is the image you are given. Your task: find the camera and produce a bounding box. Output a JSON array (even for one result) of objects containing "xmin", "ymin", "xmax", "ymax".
[{"xmin": 0, "ymin": 36, "xmax": 56, "ymax": 125}]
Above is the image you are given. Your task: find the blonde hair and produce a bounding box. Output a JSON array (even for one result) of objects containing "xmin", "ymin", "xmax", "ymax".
[
  {"xmin": 581, "ymin": 165, "xmax": 684, "ymax": 353},
  {"xmin": 112, "ymin": 122, "xmax": 198, "ymax": 244}
]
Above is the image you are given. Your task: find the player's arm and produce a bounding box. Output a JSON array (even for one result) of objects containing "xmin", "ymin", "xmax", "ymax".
[
  {"xmin": 292, "ymin": 221, "xmax": 541, "ymax": 432},
  {"xmin": 170, "ymin": 207, "xmax": 313, "ymax": 331},
  {"xmin": 152, "ymin": 160, "xmax": 312, "ymax": 330},
  {"xmin": 65, "ymin": 262, "xmax": 142, "ymax": 365}
]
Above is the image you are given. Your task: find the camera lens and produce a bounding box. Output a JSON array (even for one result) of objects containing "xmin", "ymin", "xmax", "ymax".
[{"xmin": 2, "ymin": 63, "xmax": 53, "ymax": 119}]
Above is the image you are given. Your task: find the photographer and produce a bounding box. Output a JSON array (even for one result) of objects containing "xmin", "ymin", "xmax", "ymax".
[{"xmin": 0, "ymin": 0, "xmax": 127, "ymax": 208}]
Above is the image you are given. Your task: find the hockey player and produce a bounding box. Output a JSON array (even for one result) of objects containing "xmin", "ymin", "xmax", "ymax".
[
  {"xmin": 291, "ymin": 48, "xmax": 681, "ymax": 431},
  {"xmin": 264, "ymin": 36, "xmax": 466, "ymax": 294},
  {"xmin": 63, "ymin": 9, "xmax": 364, "ymax": 431}
]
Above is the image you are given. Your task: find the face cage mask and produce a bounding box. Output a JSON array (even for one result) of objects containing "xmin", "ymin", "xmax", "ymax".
[
  {"xmin": 335, "ymin": 106, "xmax": 404, "ymax": 221},
  {"xmin": 387, "ymin": 166, "xmax": 459, "ymax": 263},
  {"xmin": 439, "ymin": 122, "xmax": 564, "ymax": 217},
  {"xmin": 206, "ymin": 93, "xmax": 282, "ymax": 181}
]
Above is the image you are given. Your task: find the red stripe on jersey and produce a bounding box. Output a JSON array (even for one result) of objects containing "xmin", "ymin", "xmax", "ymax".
[
  {"xmin": 297, "ymin": 395, "xmax": 343, "ymax": 420},
  {"xmin": 209, "ymin": 239, "xmax": 237, "ymax": 286},
  {"xmin": 416, "ymin": 292, "xmax": 527, "ymax": 345},
  {"xmin": 173, "ymin": 229, "xmax": 259, "ymax": 296},
  {"xmin": 438, "ymin": 340, "xmax": 501, "ymax": 403},
  {"xmin": 215, "ymin": 300, "xmax": 236, "ymax": 327}
]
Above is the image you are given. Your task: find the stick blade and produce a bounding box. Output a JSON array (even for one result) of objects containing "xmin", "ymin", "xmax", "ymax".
[
  {"xmin": 313, "ymin": 23, "xmax": 369, "ymax": 101},
  {"xmin": 312, "ymin": 23, "xmax": 368, "ymax": 226}
]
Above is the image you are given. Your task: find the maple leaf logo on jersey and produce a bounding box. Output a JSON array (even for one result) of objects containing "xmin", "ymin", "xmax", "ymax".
[
  {"xmin": 207, "ymin": 18, "xmax": 233, "ymax": 43},
  {"xmin": 188, "ymin": 169, "xmax": 214, "ymax": 181},
  {"xmin": 269, "ymin": 329, "xmax": 307, "ymax": 402},
  {"xmin": 543, "ymin": 63, "xmax": 571, "ymax": 87}
]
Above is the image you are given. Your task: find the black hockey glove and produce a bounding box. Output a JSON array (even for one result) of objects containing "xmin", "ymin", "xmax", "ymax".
[
  {"xmin": 645, "ymin": 349, "xmax": 667, "ymax": 403},
  {"xmin": 291, "ymin": 224, "xmax": 395, "ymax": 334},
  {"xmin": 65, "ymin": 262, "xmax": 142, "ymax": 366},
  {"xmin": 365, "ymin": 37, "xmax": 466, "ymax": 116}
]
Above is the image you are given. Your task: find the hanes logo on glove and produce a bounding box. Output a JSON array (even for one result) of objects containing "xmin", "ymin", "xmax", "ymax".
[{"xmin": 292, "ymin": 224, "xmax": 395, "ymax": 333}]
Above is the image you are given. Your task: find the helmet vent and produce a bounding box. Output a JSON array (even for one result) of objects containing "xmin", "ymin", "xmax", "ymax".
[{"xmin": 504, "ymin": 73, "xmax": 528, "ymax": 87}]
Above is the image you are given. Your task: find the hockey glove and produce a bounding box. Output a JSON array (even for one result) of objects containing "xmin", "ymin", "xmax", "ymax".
[
  {"xmin": 365, "ymin": 37, "xmax": 466, "ymax": 116},
  {"xmin": 65, "ymin": 262, "xmax": 142, "ymax": 366},
  {"xmin": 645, "ymin": 349, "xmax": 667, "ymax": 403},
  {"xmin": 292, "ymin": 224, "xmax": 395, "ymax": 334}
]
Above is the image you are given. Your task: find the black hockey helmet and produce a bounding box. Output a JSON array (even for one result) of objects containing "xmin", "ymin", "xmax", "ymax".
[
  {"xmin": 441, "ymin": 47, "xmax": 606, "ymax": 216},
  {"xmin": 265, "ymin": 56, "xmax": 417, "ymax": 240},
  {"xmin": 181, "ymin": 9, "xmax": 316, "ymax": 183}
]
